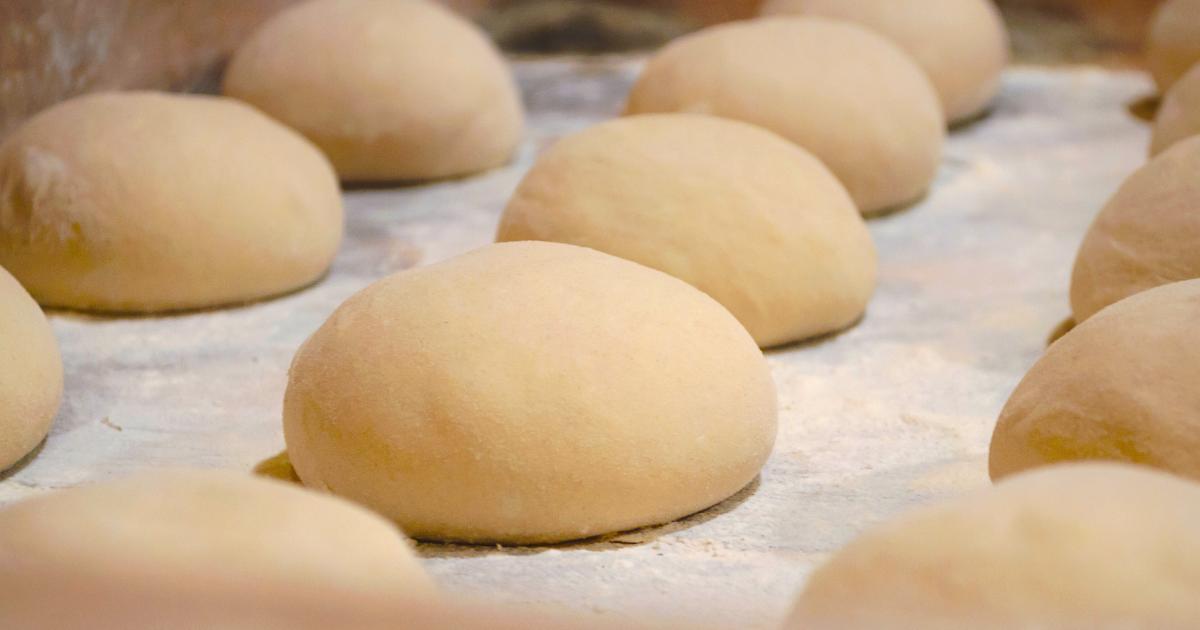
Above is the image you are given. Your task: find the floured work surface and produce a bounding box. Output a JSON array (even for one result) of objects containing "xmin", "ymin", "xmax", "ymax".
[{"xmin": 0, "ymin": 58, "xmax": 1154, "ymax": 628}]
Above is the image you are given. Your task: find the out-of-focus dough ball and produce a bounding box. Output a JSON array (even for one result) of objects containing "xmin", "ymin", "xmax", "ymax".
[
  {"xmin": 0, "ymin": 470, "xmax": 434, "ymax": 599},
  {"xmin": 761, "ymin": 0, "xmax": 1009, "ymax": 124},
  {"xmin": 0, "ymin": 92, "xmax": 342, "ymax": 313},
  {"xmin": 788, "ymin": 463, "xmax": 1200, "ymax": 629},
  {"xmin": 496, "ymin": 114, "xmax": 877, "ymax": 348},
  {"xmin": 223, "ymin": 0, "xmax": 524, "ymax": 182},
  {"xmin": 1151, "ymin": 63, "xmax": 1200, "ymax": 156},
  {"xmin": 284, "ymin": 242, "xmax": 777, "ymax": 544},
  {"xmin": 1069, "ymin": 136, "xmax": 1200, "ymax": 322},
  {"xmin": 990, "ymin": 280, "xmax": 1200, "ymax": 481},
  {"xmin": 0, "ymin": 266, "xmax": 60, "ymax": 471},
  {"xmin": 1147, "ymin": 0, "xmax": 1200, "ymax": 94},
  {"xmin": 624, "ymin": 17, "xmax": 945, "ymax": 215}
]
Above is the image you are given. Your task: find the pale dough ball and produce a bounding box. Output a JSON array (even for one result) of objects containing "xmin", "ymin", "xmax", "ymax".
[
  {"xmin": 1151, "ymin": 63, "xmax": 1200, "ymax": 156},
  {"xmin": 1147, "ymin": 0, "xmax": 1200, "ymax": 94},
  {"xmin": 0, "ymin": 91, "xmax": 342, "ymax": 313},
  {"xmin": 1070, "ymin": 136, "xmax": 1200, "ymax": 322},
  {"xmin": 761, "ymin": 0, "xmax": 1009, "ymax": 124},
  {"xmin": 284, "ymin": 242, "xmax": 777, "ymax": 544},
  {"xmin": 625, "ymin": 17, "xmax": 945, "ymax": 215},
  {"xmin": 496, "ymin": 114, "xmax": 877, "ymax": 348},
  {"xmin": 0, "ymin": 470, "xmax": 434, "ymax": 600},
  {"xmin": 223, "ymin": 0, "xmax": 524, "ymax": 182},
  {"xmin": 0, "ymin": 266, "xmax": 61, "ymax": 471}
]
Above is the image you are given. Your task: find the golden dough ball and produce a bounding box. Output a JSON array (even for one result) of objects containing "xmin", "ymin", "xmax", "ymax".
[
  {"xmin": 0, "ymin": 266, "xmax": 61, "ymax": 471},
  {"xmin": 1151, "ymin": 63, "xmax": 1200, "ymax": 156},
  {"xmin": 1147, "ymin": 0, "xmax": 1200, "ymax": 94}
]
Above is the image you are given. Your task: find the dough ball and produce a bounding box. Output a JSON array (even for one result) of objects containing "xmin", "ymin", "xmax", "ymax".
[
  {"xmin": 761, "ymin": 0, "xmax": 1009, "ymax": 124},
  {"xmin": 624, "ymin": 17, "xmax": 945, "ymax": 215},
  {"xmin": 1151, "ymin": 63, "xmax": 1200, "ymax": 156},
  {"xmin": 1147, "ymin": 0, "xmax": 1200, "ymax": 94},
  {"xmin": 0, "ymin": 266, "xmax": 61, "ymax": 471},
  {"xmin": 1069, "ymin": 136, "xmax": 1200, "ymax": 322},
  {"xmin": 223, "ymin": 0, "xmax": 524, "ymax": 182},
  {"xmin": 284, "ymin": 241, "xmax": 777, "ymax": 544},
  {"xmin": 0, "ymin": 91, "xmax": 342, "ymax": 313},
  {"xmin": 496, "ymin": 114, "xmax": 877, "ymax": 348},
  {"xmin": 787, "ymin": 463, "xmax": 1200, "ymax": 629},
  {"xmin": 0, "ymin": 470, "xmax": 434, "ymax": 599},
  {"xmin": 990, "ymin": 280, "xmax": 1200, "ymax": 481}
]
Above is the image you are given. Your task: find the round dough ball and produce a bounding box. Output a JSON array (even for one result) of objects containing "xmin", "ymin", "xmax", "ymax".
[
  {"xmin": 0, "ymin": 470, "xmax": 434, "ymax": 599},
  {"xmin": 1069, "ymin": 136, "xmax": 1200, "ymax": 322},
  {"xmin": 223, "ymin": 0, "xmax": 524, "ymax": 182},
  {"xmin": 787, "ymin": 463, "xmax": 1200, "ymax": 629},
  {"xmin": 284, "ymin": 241, "xmax": 778, "ymax": 544},
  {"xmin": 0, "ymin": 266, "xmax": 61, "ymax": 471},
  {"xmin": 761, "ymin": 0, "xmax": 1009, "ymax": 125},
  {"xmin": 1147, "ymin": 0, "xmax": 1200, "ymax": 94},
  {"xmin": 496, "ymin": 114, "xmax": 877, "ymax": 348},
  {"xmin": 624, "ymin": 17, "xmax": 945, "ymax": 215},
  {"xmin": 0, "ymin": 91, "xmax": 342, "ymax": 313},
  {"xmin": 991, "ymin": 280, "xmax": 1200, "ymax": 481},
  {"xmin": 1151, "ymin": 63, "xmax": 1200, "ymax": 156}
]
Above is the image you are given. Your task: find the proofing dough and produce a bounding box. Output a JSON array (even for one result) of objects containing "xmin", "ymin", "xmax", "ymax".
[
  {"xmin": 0, "ymin": 91, "xmax": 342, "ymax": 313},
  {"xmin": 284, "ymin": 242, "xmax": 777, "ymax": 544},
  {"xmin": 0, "ymin": 266, "xmax": 61, "ymax": 471},
  {"xmin": 625, "ymin": 17, "xmax": 944, "ymax": 215},
  {"xmin": 761, "ymin": 0, "xmax": 1009, "ymax": 124},
  {"xmin": 224, "ymin": 0, "xmax": 524, "ymax": 182},
  {"xmin": 496, "ymin": 114, "xmax": 877, "ymax": 348},
  {"xmin": 1151, "ymin": 63, "xmax": 1200, "ymax": 156},
  {"xmin": 1147, "ymin": 0, "xmax": 1200, "ymax": 94}
]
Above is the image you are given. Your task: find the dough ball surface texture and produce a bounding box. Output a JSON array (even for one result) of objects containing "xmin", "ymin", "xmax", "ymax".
[
  {"xmin": 761, "ymin": 0, "xmax": 1009, "ymax": 124},
  {"xmin": 1148, "ymin": 0, "xmax": 1200, "ymax": 94},
  {"xmin": 496, "ymin": 114, "xmax": 877, "ymax": 348},
  {"xmin": 990, "ymin": 280, "xmax": 1200, "ymax": 481},
  {"xmin": 1151, "ymin": 63, "xmax": 1200, "ymax": 156},
  {"xmin": 283, "ymin": 241, "xmax": 778, "ymax": 544},
  {"xmin": 0, "ymin": 470, "xmax": 434, "ymax": 599},
  {"xmin": 1070, "ymin": 136, "xmax": 1200, "ymax": 322},
  {"xmin": 624, "ymin": 17, "xmax": 945, "ymax": 215},
  {"xmin": 788, "ymin": 463, "xmax": 1200, "ymax": 629},
  {"xmin": 223, "ymin": 0, "xmax": 524, "ymax": 182},
  {"xmin": 0, "ymin": 266, "xmax": 61, "ymax": 471},
  {"xmin": 0, "ymin": 91, "xmax": 342, "ymax": 313}
]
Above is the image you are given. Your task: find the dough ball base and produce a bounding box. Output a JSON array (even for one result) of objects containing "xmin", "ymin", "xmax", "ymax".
[
  {"xmin": 1148, "ymin": 0, "xmax": 1200, "ymax": 94},
  {"xmin": 1151, "ymin": 63, "xmax": 1200, "ymax": 156},
  {"xmin": 0, "ymin": 266, "xmax": 61, "ymax": 471}
]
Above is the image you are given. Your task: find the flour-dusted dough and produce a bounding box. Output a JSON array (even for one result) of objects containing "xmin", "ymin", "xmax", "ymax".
[
  {"xmin": 1151, "ymin": 63, "xmax": 1200, "ymax": 156},
  {"xmin": 284, "ymin": 242, "xmax": 777, "ymax": 544},
  {"xmin": 224, "ymin": 0, "xmax": 524, "ymax": 182},
  {"xmin": 0, "ymin": 267, "xmax": 60, "ymax": 471},
  {"xmin": 761, "ymin": 0, "xmax": 1009, "ymax": 124},
  {"xmin": 1148, "ymin": 0, "xmax": 1200, "ymax": 94},
  {"xmin": 625, "ymin": 17, "xmax": 944, "ymax": 215},
  {"xmin": 0, "ymin": 92, "xmax": 342, "ymax": 313},
  {"xmin": 788, "ymin": 463, "xmax": 1200, "ymax": 629},
  {"xmin": 496, "ymin": 114, "xmax": 877, "ymax": 348},
  {"xmin": 1070, "ymin": 136, "xmax": 1200, "ymax": 322}
]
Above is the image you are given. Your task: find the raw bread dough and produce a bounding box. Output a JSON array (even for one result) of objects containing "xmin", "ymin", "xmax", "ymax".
[
  {"xmin": 624, "ymin": 17, "xmax": 944, "ymax": 215},
  {"xmin": 224, "ymin": 0, "xmax": 524, "ymax": 182},
  {"xmin": 0, "ymin": 470, "xmax": 434, "ymax": 599},
  {"xmin": 1147, "ymin": 0, "xmax": 1200, "ymax": 94},
  {"xmin": 1151, "ymin": 63, "xmax": 1200, "ymax": 156},
  {"xmin": 0, "ymin": 266, "xmax": 61, "ymax": 471},
  {"xmin": 1070, "ymin": 136, "xmax": 1200, "ymax": 322},
  {"xmin": 761, "ymin": 0, "xmax": 1009, "ymax": 124},
  {"xmin": 0, "ymin": 91, "xmax": 342, "ymax": 313},
  {"xmin": 788, "ymin": 463, "xmax": 1200, "ymax": 629},
  {"xmin": 284, "ymin": 241, "xmax": 778, "ymax": 544},
  {"xmin": 496, "ymin": 114, "xmax": 877, "ymax": 348}
]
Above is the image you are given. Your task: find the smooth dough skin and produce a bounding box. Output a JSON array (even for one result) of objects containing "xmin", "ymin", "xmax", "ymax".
[
  {"xmin": 989, "ymin": 280, "xmax": 1200, "ymax": 481},
  {"xmin": 0, "ymin": 91, "xmax": 342, "ymax": 313},
  {"xmin": 0, "ymin": 267, "xmax": 61, "ymax": 471},
  {"xmin": 1069, "ymin": 136, "xmax": 1200, "ymax": 322},
  {"xmin": 624, "ymin": 17, "xmax": 945, "ymax": 215},
  {"xmin": 787, "ymin": 463, "xmax": 1200, "ymax": 629},
  {"xmin": 496, "ymin": 114, "xmax": 877, "ymax": 348},
  {"xmin": 1147, "ymin": 0, "xmax": 1200, "ymax": 94},
  {"xmin": 761, "ymin": 0, "xmax": 1009, "ymax": 124},
  {"xmin": 284, "ymin": 242, "xmax": 778, "ymax": 544},
  {"xmin": 1151, "ymin": 63, "xmax": 1200, "ymax": 156},
  {"xmin": 223, "ymin": 0, "xmax": 524, "ymax": 182}
]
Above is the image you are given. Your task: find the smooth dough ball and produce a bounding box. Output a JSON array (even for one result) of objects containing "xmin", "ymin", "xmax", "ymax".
[
  {"xmin": 223, "ymin": 0, "xmax": 524, "ymax": 182},
  {"xmin": 787, "ymin": 463, "xmax": 1200, "ymax": 629},
  {"xmin": 1151, "ymin": 63, "xmax": 1200, "ymax": 156},
  {"xmin": 0, "ymin": 470, "xmax": 434, "ymax": 599},
  {"xmin": 496, "ymin": 114, "xmax": 877, "ymax": 348},
  {"xmin": 990, "ymin": 280, "xmax": 1200, "ymax": 481},
  {"xmin": 625, "ymin": 17, "xmax": 945, "ymax": 215},
  {"xmin": 0, "ymin": 266, "xmax": 61, "ymax": 471},
  {"xmin": 284, "ymin": 241, "xmax": 777, "ymax": 544},
  {"xmin": 1069, "ymin": 136, "xmax": 1200, "ymax": 322},
  {"xmin": 0, "ymin": 91, "xmax": 342, "ymax": 313},
  {"xmin": 1147, "ymin": 0, "xmax": 1200, "ymax": 94}
]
